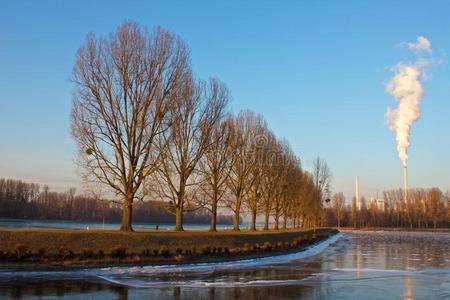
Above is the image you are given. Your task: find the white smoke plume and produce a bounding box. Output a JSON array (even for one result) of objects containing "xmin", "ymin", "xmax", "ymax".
[
  {"xmin": 385, "ymin": 36, "xmax": 432, "ymax": 166},
  {"xmin": 407, "ymin": 36, "xmax": 432, "ymax": 53}
]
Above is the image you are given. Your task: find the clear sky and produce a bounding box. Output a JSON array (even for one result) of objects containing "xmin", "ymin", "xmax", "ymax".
[{"xmin": 1, "ymin": 0, "xmax": 450, "ymax": 201}]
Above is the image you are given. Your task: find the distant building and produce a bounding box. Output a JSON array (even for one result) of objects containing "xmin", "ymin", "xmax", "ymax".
[{"xmin": 369, "ymin": 197, "xmax": 385, "ymax": 212}]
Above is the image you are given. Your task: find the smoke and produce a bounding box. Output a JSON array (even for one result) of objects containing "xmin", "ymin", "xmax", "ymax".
[
  {"xmin": 385, "ymin": 36, "xmax": 432, "ymax": 166},
  {"xmin": 406, "ymin": 36, "xmax": 432, "ymax": 53}
]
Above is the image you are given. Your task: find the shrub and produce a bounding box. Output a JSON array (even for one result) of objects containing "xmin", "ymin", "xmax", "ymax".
[
  {"xmin": 223, "ymin": 247, "xmax": 230, "ymax": 254},
  {"xmin": 191, "ymin": 246, "xmax": 197, "ymax": 255},
  {"xmin": 111, "ymin": 246, "xmax": 127, "ymax": 259},
  {"xmin": 217, "ymin": 247, "xmax": 223, "ymax": 254},
  {"xmin": 3, "ymin": 251, "xmax": 12, "ymax": 259},
  {"xmin": 153, "ymin": 249, "xmax": 159, "ymax": 256},
  {"xmin": 230, "ymin": 247, "xmax": 241, "ymax": 254},
  {"xmin": 132, "ymin": 255, "xmax": 141, "ymax": 263},
  {"xmin": 242, "ymin": 243, "xmax": 252, "ymax": 253},
  {"xmin": 59, "ymin": 246, "xmax": 73, "ymax": 260},
  {"xmin": 184, "ymin": 249, "xmax": 191, "ymax": 256},
  {"xmin": 98, "ymin": 250, "xmax": 105, "ymax": 258},
  {"xmin": 276, "ymin": 241, "xmax": 284, "ymax": 249},
  {"xmin": 176, "ymin": 248, "xmax": 183, "ymax": 255},
  {"xmin": 253, "ymin": 243, "xmax": 261, "ymax": 251},
  {"xmin": 82, "ymin": 249, "xmax": 94, "ymax": 258},
  {"xmin": 38, "ymin": 248, "xmax": 46, "ymax": 257},
  {"xmin": 174, "ymin": 254, "xmax": 185, "ymax": 263},
  {"xmin": 312, "ymin": 233, "xmax": 318, "ymax": 239},
  {"xmin": 15, "ymin": 244, "xmax": 28, "ymax": 260},
  {"xmin": 201, "ymin": 246, "xmax": 211, "ymax": 255},
  {"xmin": 212, "ymin": 247, "xmax": 217, "ymax": 254},
  {"xmin": 262, "ymin": 241, "xmax": 273, "ymax": 251},
  {"xmin": 159, "ymin": 245, "xmax": 170, "ymax": 257}
]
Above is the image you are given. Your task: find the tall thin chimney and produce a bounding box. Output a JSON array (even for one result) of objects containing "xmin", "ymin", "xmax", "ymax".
[
  {"xmin": 355, "ymin": 176, "xmax": 360, "ymax": 210},
  {"xmin": 403, "ymin": 165, "xmax": 408, "ymax": 204}
]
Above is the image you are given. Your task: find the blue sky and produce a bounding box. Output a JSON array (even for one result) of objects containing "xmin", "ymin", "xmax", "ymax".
[{"xmin": 1, "ymin": 1, "xmax": 450, "ymax": 200}]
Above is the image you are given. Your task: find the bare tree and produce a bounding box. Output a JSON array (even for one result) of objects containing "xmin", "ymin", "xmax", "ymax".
[
  {"xmin": 197, "ymin": 87, "xmax": 231, "ymax": 231},
  {"xmin": 271, "ymin": 140, "xmax": 299, "ymax": 230},
  {"xmin": 311, "ymin": 157, "xmax": 332, "ymax": 230},
  {"xmin": 427, "ymin": 187, "xmax": 446, "ymax": 229},
  {"xmin": 226, "ymin": 111, "xmax": 261, "ymax": 231},
  {"xmin": 149, "ymin": 77, "xmax": 228, "ymax": 231},
  {"xmin": 297, "ymin": 171, "xmax": 317, "ymax": 228},
  {"xmin": 332, "ymin": 192, "xmax": 345, "ymax": 229},
  {"xmin": 281, "ymin": 155, "xmax": 302, "ymax": 229},
  {"xmin": 260, "ymin": 132, "xmax": 279, "ymax": 230},
  {"xmin": 244, "ymin": 119, "xmax": 269, "ymax": 231},
  {"xmin": 71, "ymin": 21, "xmax": 190, "ymax": 231}
]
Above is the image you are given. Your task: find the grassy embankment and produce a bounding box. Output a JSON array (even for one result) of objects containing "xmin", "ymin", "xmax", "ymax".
[{"xmin": 0, "ymin": 227, "xmax": 338, "ymax": 269}]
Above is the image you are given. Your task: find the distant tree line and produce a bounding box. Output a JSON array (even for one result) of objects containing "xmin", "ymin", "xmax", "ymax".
[
  {"xmin": 70, "ymin": 21, "xmax": 331, "ymax": 231},
  {"xmin": 325, "ymin": 188, "xmax": 450, "ymax": 229},
  {"xmin": 0, "ymin": 178, "xmax": 233, "ymax": 224}
]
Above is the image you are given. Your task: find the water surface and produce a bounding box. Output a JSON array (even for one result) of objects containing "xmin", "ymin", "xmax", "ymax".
[
  {"xmin": 0, "ymin": 218, "xmax": 233, "ymax": 231},
  {"xmin": 0, "ymin": 231, "xmax": 449, "ymax": 299}
]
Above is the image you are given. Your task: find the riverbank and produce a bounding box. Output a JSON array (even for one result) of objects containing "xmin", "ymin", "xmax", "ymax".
[
  {"xmin": 0, "ymin": 228, "xmax": 338, "ymax": 270},
  {"xmin": 339, "ymin": 227, "xmax": 450, "ymax": 233}
]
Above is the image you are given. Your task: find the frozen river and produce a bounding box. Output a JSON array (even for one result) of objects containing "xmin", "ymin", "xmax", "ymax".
[{"xmin": 0, "ymin": 231, "xmax": 449, "ymax": 299}]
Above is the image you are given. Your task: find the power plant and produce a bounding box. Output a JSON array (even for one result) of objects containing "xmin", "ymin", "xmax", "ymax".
[
  {"xmin": 355, "ymin": 176, "xmax": 360, "ymax": 210},
  {"xmin": 385, "ymin": 37, "xmax": 431, "ymax": 205}
]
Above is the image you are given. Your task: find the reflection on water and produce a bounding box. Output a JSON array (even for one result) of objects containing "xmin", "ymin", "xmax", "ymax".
[{"xmin": 0, "ymin": 231, "xmax": 449, "ymax": 299}]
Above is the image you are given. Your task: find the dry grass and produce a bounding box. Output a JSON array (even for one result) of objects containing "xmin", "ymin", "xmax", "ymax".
[
  {"xmin": 0, "ymin": 227, "xmax": 337, "ymax": 268},
  {"xmin": 0, "ymin": 227, "xmax": 330, "ymax": 255}
]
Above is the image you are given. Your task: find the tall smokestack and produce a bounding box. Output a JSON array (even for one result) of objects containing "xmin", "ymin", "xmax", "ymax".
[
  {"xmin": 355, "ymin": 176, "xmax": 360, "ymax": 210},
  {"xmin": 403, "ymin": 165, "xmax": 408, "ymax": 204}
]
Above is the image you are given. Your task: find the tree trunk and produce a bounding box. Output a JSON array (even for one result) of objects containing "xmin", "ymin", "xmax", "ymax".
[
  {"xmin": 233, "ymin": 196, "xmax": 241, "ymax": 231},
  {"xmin": 251, "ymin": 210, "xmax": 257, "ymax": 231},
  {"xmin": 264, "ymin": 210, "xmax": 270, "ymax": 230},
  {"xmin": 210, "ymin": 194, "xmax": 217, "ymax": 231},
  {"xmin": 282, "ymin": 215, "xmax": 287, "ymax": 229},
  {"xmin": 120, "ymin": 195, "xmax": 134, "ymax": 232},
  {"xmin": 175, "ymin": 205, "xmax": 184, "ymax": 231},
  {"xmin": 274, "ymin": 215, "xmax": 279, "ymax": 230}
]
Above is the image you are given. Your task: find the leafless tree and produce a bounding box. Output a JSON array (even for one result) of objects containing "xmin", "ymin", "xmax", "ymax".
[
  {"xmin": 243, "ymin": 119, "xmax": 269, "ymax": 230},
  {"xmin": 427, "ymin": 187, "xmax": 446, "ymax": 229},
  {"xmin": 282, "ymin": 157, "xmax": 302, "ymax": 229},
  {"xmin": 297, "ymin": 171, "xmax": 317, "ymax": 228},
  {"xmin": 149, "ymin": 77, "xmax": 228, "ymax": 231},
  {"xmin": 259, "ymin": 132, "xmax": 279, "ymax": 230},
  {"xmin": 271, "ymin": 140, "xmax": 298, "ymax": 230},
  {"xmin": 197, "ymin": 88, "xmax": 231, "ymax": 231},
  {"xmin": 226, "ymin": 110, "xmax": 262, "ymax": 231},
  {"xmin": 71, "ymin": 21, "xmax": 190, "ymax": 231},
  {"xmin": 332, "ymin": 192, "xmax": 345, "ymax": 229},
  {"xmin": 311, "ymin": 157, "xmax": 332, "ymax": 230}
]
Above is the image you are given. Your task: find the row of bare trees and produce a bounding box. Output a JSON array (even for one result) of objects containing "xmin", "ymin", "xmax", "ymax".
[
  {"xmin": 326, "ymin": 188, "xmax": 450, "ymax": 229},
  {"xmin": 71, "ymin": 21, "xmax": 330, "ymax": 231}
]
